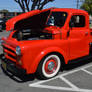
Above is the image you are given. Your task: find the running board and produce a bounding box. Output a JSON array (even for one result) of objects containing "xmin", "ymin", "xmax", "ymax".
[{"xmin": 68, "ymin": 55, "xmax": 92, "ymax": 64}]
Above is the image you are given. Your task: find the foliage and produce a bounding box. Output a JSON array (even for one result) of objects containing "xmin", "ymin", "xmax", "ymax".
[{"xmin": 80, "ymin": 0, "xmax": 92, "ymax": 15}]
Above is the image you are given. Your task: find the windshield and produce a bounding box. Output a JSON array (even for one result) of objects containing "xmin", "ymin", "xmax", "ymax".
[{"xmin": 47, "ymin": 12, "xmax": 67, "ymax": 27}]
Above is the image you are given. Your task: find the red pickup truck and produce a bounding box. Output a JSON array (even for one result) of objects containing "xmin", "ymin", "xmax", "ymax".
[{"xmin": 1, "ymin": 8, "xmax": 92, "ymax": 79}]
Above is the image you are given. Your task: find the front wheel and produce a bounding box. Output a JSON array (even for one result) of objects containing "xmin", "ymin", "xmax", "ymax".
[{"xmin": 36, "ymin": 54, "xmax": 61, "ymax": 79}]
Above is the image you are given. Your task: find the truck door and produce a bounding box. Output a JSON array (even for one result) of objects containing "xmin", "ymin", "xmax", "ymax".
[{"xmin": 69, "ymin": 14, "xmax": 90, "ymax": 60}]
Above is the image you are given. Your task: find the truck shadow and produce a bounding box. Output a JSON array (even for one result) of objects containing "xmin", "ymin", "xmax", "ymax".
[
  {"xmin": 63, "ymin": 58, "xmax": 92, "ymax": 71},
  {"xmin": 0, "ymin": 64, "xmax": 36, "ymax": 83},
  {"xmin": 0, "ymin": 58, "xmax": 92, "ymax": 83}
]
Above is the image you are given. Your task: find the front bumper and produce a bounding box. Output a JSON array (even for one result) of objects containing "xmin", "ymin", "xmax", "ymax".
[{"xmin": 1, "ymin": 54, "xmax": 26, "ymax": 76}]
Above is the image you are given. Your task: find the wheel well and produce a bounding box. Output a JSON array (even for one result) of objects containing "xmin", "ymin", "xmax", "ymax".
[
  {"xmin": 36, "ymin": 52, "xmax": 65, "ymax": 74},
  {"xmin": 44, "ymin": 52, "xmax": 66, "ymax": 66},
  {"xmin": 36, "ymin": 52, "xmax": 65, "ymax": 79}
]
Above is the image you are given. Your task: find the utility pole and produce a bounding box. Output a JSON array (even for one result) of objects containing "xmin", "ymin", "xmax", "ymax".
[
  {"xmin": 77, "ymin": 0, "xmax": 79, "ymax": 9},
  {"xmin": 77, "ymin": 0, "xmax": 85, "ymax": 9}
]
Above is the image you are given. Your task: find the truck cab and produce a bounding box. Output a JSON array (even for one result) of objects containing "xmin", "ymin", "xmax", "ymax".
[{"xmin": 1, "ymin": 8, "xmax": 92, "ymax": 79}]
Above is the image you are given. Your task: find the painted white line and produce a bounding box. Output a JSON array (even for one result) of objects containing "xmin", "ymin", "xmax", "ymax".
[
  {"xmin": 29, "ymin": 63, "xmax": 92, "ymax": 92},
  {"xmin": 82, "ymin": 64, "xmax": 92, "ymax": 70},
  {"xmin": 59, "ymin": 76, "xmax": 78, "ymax": 89},
  {"xmin": 29, "ymin": 76, "xmax": 58, "ymax": 86},
  {"xmin": 61, "ymin": 64, "xmax": 92, "ymax": 77},
  {"xmin": 30, "ymin": 84, "xmax": 76, "ymax": 91},
  {"xmin": 81, "ymin": 69, "xmax": 92, "ymax": 75},
  {"xmin": 30, "ymin": 85, "xmax": 77, "ymax": 91},
  {"xmin": 30, "ymin": 84, "xmax": 92, "ymax": 92},
  {"xmin": 29, "ymin": 64, "xmax": 92, "ymax": 86},
  {"xmin": 29, "ymin": 69, "xmax": 81, "ymax": 86},
  {"xmin": 61, "ymin": 69, "xmax": 81, "ymax": 77}
]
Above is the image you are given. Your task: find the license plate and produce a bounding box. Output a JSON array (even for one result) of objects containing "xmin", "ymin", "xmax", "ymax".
[{"xmin": 2, "ymin": 62, "xmax": 7, "ymax": 71}]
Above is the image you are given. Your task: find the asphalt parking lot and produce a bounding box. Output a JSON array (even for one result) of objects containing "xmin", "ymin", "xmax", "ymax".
[{"xmin": 0, "ymin": 31, "xmax": 92, "ymax": 92}]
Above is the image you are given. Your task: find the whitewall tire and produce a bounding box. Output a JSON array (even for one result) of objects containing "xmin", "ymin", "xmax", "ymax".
[{"xmin": 36, "ymin": 54, "xmax": 61, "ymax": 79}]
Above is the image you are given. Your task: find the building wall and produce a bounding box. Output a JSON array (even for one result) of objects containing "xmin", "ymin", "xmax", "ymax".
[{"xmin": 0, "ymin": 12, "xmax": 21, "ymax": 19}]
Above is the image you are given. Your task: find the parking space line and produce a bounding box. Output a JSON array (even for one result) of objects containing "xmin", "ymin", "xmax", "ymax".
[
  {"xmin": 59, "ymin": 76, "xmax": 79, "ymax": 89},
  {"xmin": 31, "ymin": 84, "xmax": 77, "ymax": 92},
  {"xmin": 61, "ymin": 64, "xmax": 92, "ymax": 77},
  {"xmin": 29, "ymin": 64, "xmax": 92, "ymax": 92},
  {"xmin": 29, "ymin": 64, "xmax": 92, "ymax": 86},
  {"xmin": 81, "ymin": 69, "xmax": 92, "ymax": 75},
  {"xmin": 30, "ymin": 84, "xmax": 92, "ymax": 92},
  {"xmin": 81, "ymin": 64, "xmax": 92, "ymax": 70},
  {"xmin": 29, "ymin": 76, "xmax": 59, "ymax": 86},
  {"xmin": 29, "ymin": 69, "xmax": 81, "ymax": 86},
  {"xmin": 61, "ymin": 69, "xmax": 81, "ymax": 77}
]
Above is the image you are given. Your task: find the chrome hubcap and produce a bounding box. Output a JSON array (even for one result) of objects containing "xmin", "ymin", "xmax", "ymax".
[{"xmin": 48, "ymin": 62, "xmax": 55, "ymax": 71}]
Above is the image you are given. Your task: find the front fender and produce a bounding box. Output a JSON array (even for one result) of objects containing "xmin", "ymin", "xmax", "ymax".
[{"xmin": 29, "ymin": 47, "xmax": 69, "ymax": 73}]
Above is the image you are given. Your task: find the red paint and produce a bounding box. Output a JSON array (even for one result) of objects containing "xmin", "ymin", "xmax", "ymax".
[{"xmin": 1, "ymin": 8, "xmax": 92, "ymax": 74}]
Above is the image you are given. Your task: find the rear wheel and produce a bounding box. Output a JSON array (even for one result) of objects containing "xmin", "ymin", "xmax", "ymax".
[{"xmin": 36, "ymin": 54, "xmax": 61, "ymax": 79}]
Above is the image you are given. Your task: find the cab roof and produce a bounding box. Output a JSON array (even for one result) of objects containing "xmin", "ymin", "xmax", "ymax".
[{"xmin": 52, "ymin": 8, "xmax": 88, "ymax": 14}]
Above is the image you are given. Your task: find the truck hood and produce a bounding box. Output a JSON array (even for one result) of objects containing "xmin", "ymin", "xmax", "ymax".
[{"xmin": 6, "ymin": 8, "xmax": 51, "ymax": 31}]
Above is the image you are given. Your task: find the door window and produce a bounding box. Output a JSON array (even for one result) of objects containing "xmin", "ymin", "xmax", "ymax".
[{"xmin": 69, "ymin": 15, "xmax": 85, "ymax": 27}]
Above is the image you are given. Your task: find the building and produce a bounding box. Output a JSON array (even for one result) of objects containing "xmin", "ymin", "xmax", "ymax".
[
  {"xmin": 0, "ymin": 12, "xmax": 21, "ymax": 30},
  {"xmin": 0, "ymin": 12, "xmax": 21, "ymax": 20}
]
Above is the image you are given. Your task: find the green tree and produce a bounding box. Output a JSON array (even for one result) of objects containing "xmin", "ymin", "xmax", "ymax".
[
  {"xmin": 80, "ymin": 0, "xmax": 92, "ymax": 15},
  {"xmin": 14, "ymin": 0, "xmax": 54, "ymax": 12}
]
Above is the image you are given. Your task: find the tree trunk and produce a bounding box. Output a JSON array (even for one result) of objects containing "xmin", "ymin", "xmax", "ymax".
[
  {"xmin": 25, "ymin": 0, "xmax": 30, "ymax": 11},
  {"xmin": 14, "ymin": 0, "xmax": 54, "ymax": 12},
  {"xmin": 31, "ymin": 0, "xmax": 38, "ymax": 10}
]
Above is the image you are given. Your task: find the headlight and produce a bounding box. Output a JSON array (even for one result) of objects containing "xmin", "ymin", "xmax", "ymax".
[{"xmin": 16, "ymin": 46, "xmax": 21, "ymax": 55}]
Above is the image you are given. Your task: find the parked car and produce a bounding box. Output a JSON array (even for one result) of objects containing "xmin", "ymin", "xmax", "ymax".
[
  {"xmin": 1, "ymin": 8, "xmax": 92, "ymax": 79},
  {"xmin": 0, "ymin": 18, "xmax": 6, "ymax": 31},
  {"xmin": 0, "ymin": 18, "xmax": 3, "ymax": 31}
]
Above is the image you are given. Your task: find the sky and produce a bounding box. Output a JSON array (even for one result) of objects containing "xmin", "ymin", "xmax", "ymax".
[{"xmin": 0, "ymin": 0, "xmax": 82, "ymax": 12}]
